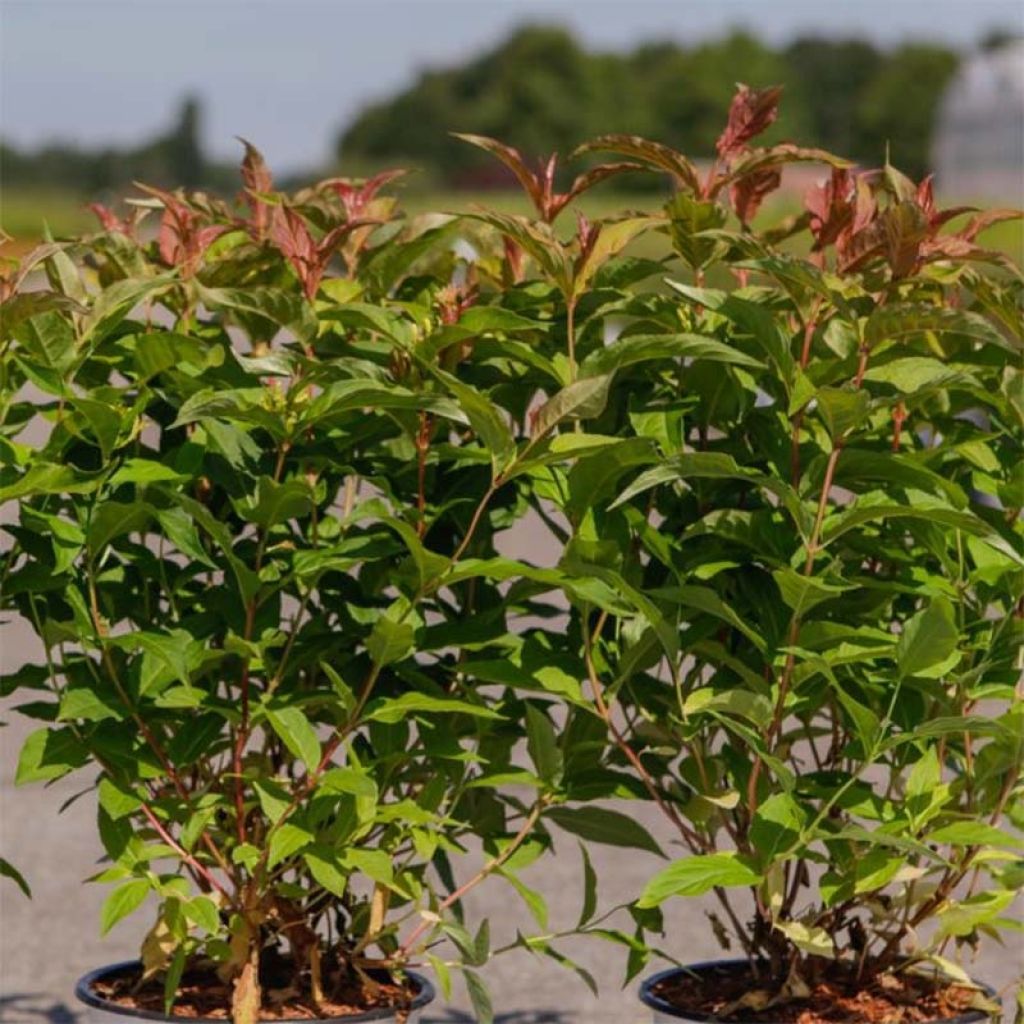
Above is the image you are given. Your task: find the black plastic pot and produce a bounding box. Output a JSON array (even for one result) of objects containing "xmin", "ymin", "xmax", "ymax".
[
  {"xmin": 75, "ymin": 961, "xmax": 435, "ymax": 1023},
  {"xmin": 638, "ymin": 960, "xmax": 997, "ymax": 1023}
]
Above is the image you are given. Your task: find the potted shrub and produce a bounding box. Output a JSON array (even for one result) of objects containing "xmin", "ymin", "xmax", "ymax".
[
  {"xmin": 0, "ymin": 147, "xmax": 618, "ymax": 1023},
  {"xmin": 499, "ymin": 88, "xmax": 1020, "ymax": 1021}
]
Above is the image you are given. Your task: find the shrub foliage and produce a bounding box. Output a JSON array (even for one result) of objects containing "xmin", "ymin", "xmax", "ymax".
[{"xmin": 1, "ymin": 85, "xmax": 1021, "ymax": 1022}]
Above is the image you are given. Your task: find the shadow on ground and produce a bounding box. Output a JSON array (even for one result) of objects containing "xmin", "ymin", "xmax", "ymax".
[
  {"xmin": 424, "ymin": 1014, "xmax": 568, "ymax": 1023},
  {"xmin": 0, "ymin": 995, "xmax": 570, "ymax": 1024},
  {"xmin": 0, "ymin": 994, "xmax": 79, "ymax": 1023}
]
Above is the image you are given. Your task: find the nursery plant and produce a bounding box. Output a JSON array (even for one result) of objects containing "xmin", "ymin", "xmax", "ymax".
[
  {"xmin": 0, "ymin": 148, "xmax": 640, "ymax": 1022},
  {"xmin": 1, "ymin": 81, "xmax": 1021, "ymax": 1024},
  {"xmin": 456, "ymin": 87, "xmax": 1022, "ymax": 1020}
]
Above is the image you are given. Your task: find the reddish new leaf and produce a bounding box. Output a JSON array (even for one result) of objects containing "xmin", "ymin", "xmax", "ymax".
[
  {"xmin": 956, "ymin": 208, "xmax": 1023, "ymax": 243},
  {"xmin": 238, "ymin": 138, "xmax": 276, "ymax": 238},
  {"xmin": 574, "ymin": 135, "xmax": 702, "ymax": 195},
  {"xmin": 453, "ymin": 134, "xmax": 546, "ymax": 215},
  {"xmin": 326, "ymin": 169, "xmax": 408, "ymax": 220},
  {"xmin": 140, "ymin": 184, "xmax": 226, "ymax": 276},
  {"xmin": 806, "ymin": 168, "xmax": 857, "ymax": 251},
  {"xmin": 730, "ymin": 167, "xmax": 782, "ymax": 226},
  {"xmin": 881, "ymin": 202, "xmax": 931, "ymax": 279},
  {"xmin": 556, "ymin": 162, "xmax": 647, "ymax": 219},
  {"xmin": 716, "ymin": 84, "xmax": 783, "ymax": 159}
]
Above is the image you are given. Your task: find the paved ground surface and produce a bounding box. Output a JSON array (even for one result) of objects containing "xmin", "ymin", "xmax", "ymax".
[{"xmin": 2, "ymin": 508, "xmax": 1020, "ymax": 1021}]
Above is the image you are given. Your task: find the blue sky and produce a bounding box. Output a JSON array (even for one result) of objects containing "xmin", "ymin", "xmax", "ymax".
[{"xmin": 2, "ymin": 0, "xmax": 1022, "ymax": 173}]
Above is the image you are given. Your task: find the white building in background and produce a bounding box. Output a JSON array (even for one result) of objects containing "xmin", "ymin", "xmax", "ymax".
[{"xmin": 933, "ymin": 40, "xmax": 1024, "ymax": 200}]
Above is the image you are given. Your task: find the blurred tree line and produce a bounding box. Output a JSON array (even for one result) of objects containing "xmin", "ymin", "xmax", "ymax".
[
  {"xmin": 1, "ymin": 96, "xmax": 238, "ymax": 196},
  {"xmin": 338, "ymin": 26, "xmax": 961, "ymax": 183},
  {"xmin": 0, "ymin": 27, "xmax": 965, "ymax": 200}
]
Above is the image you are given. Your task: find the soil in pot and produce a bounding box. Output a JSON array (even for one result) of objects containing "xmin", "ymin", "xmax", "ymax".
[
  {"xmin": 84, "ymin": 955, "xmax": 425, "ymax": 1021},
  {"xmin": 644, "ymin": 961, "xmax": 995, "ymax": 1024}
]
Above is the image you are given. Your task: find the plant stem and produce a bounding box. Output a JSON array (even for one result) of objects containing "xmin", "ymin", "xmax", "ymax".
[
  {"xmin": 566, "ymin": 299, "xmax": 577, "ymax": 382},
  {"xmin": 396, "ymin": 799, "xmax": 547, "ymax": 959},
  {"xmin": 584, "ymin": 611, "xmax": 704, "ymax": 852},
  {"xmin": 748, "ymin": 335, "xmax": 872, "ymax": 819}
]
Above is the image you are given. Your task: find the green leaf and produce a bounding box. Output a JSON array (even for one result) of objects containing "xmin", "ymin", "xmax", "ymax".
[
  {"xmin": 170, "ymin": 388, "xmax": 282, "ymax": 436},
  {"xmin": 100, "ymin": 879, "xmax": 150, "ymax": 935},
  {"xmin": 467, "ymin": 211, "xmax": 572, "ymax": 294},
  {"xmin": 163, "ymin": 947, "xmax": 187, "ymax": 1016},
  {"xmin": 823, "ymin": 490, "xmax": 993, "ymax": 544},
  {"xmin": 667, "ymin": 281, "xmax": 794, "ymax": 380},
  {"xmin": 365, "ymin": 614, "xmax": 415, "ymax": 666},
  {"xmin": 109, "ymin": 459, "xmax": 188, "ymax": 487},
  {"xmin": 574, "ymin": 216, "xmax": 659, "ymax": 295},
  {"xmin": 927, "ymin": 822, "xmax": 1023, "ymax": 849},
  {"xmin": 664, "ymin": 194, "xmax": 728, "ymax": 270},
  {"xmin": 896, "ymin": 597, "xmax": 958, "ymax": 680},
  {"xmin": 429, "ymin": 367, "xmax": 516, "ymax": 476},
  {"xmin": 82, "ymin": 275, "xmax": 172, "ymax": 345},
  {"xmin": 59, "ymin": 686, "xmax": 124, "ymax": 723},
  {"xmin": 577, "ymin": 843, "xmax": 598, "ymax": 928},
  {"xmin": 772, "ymin": 568, "xmax": 852, "ymax": 616},
  {"xmin": 816, "ymin": 386, "xmax": 870, "ymax": 439},
  {"xmin": 71, "ymin": 398, "xmax": 122, "ymax": 461},
  {"xmin": 545, "ymin": 806, "xmax": 662, "ymax": 857},
  {"xmin": 111, "ymin": 629, "xmax": 196, "ymax": 694},
  {"xmin": 464, "ymin": 970, "xmax": 494, "ymax": 1024},
  {"xmin": 155, "ymin": 506, "xmax": 216, "ymax": 568},
  {"xmin": 87, "ymin": 500, "xmax": 152, "ymax": 554},
  {"xmin": 364, "ymin": 692, "xmax": 503, "ymax": 724},
  {"xmin": 98, "ymin": 778, "xmax": 142, "ymax": 820},
  {"xmin": 361, "ymin": 219, "xmax": 464, "ymax": 295},
  {"xmin": 668, "ymin": 584, "xmax": 768, "ymax": 653},
  {"xmin": 241, "ymin": 476, "xmax": 312, "ymax": 529},
  {"xmin": 456, "ymin": 305, "xmax": 548, "ymax": 336},
  {"xmin": 195, "ymin": 284, "xmax": 316, "ymax": 342},
  {"xmin": 750, "ymin": 793, "xmax": 806, "ymax": 862},
  {"xmin": 852, "ymin": 849, "xmax": 904, "ymax": 894},
  {"xmin": 637, "ymin": 852, "xmax": 762, "ymax": 907},
  {"xmin": 183, "ymin": 896, "xmax": 221, "ymax": 934},
  {"xmin": 268, "ymin": 823, "xmax": 314, "ymax": 868},
  {"xmin": 15, "ymin": 727, "xmax": 87, "ymax": 784},
  {"xmin": 863, "ymin": 357, "xmax": 967, "ymax": 394},
  {"xmin": 581, "ymin": 332, "xmax": 764, "ymax": 377},
  {"xmin": 341, "ymin": 849, "xmax": 395, "ymax": 888},
  {"xmin": 253, "ymin": 779, "xmax": 292, "ymax": 824},
  {"xmin": 865, "ymin": 303, "xmax": 1018, "ymax": 353},
  {"xmin": 532, "ymin": 375, "xmax": 612, "ymax": 438},
  {"xmin": 683, "ymin": 687, "xmax": 772, "ymax": 728},
  {"xmin": 772, "ymin": 918, "xmax": 834, "ymax": 957},
  {"xmin": 0, "ymin": 463, "xmax": 103, "ymax": 504},
  {"xmin": 266, "ymin": 706, "xmax": 321, "ymax": 772},
  {"xmin": 131, "ymin": 331, "xmax": 224, "ymax": 380},
  {"xmin": 0, "ymin": 857, "xmax": 31, "ymax": 898},
  {"xmin": 426, "ymin": 955, "xmax": 452, "ymax": 1002},
  {"xmin": 525, "ymin": 704, "xmax": 563, "ymax": 787},
  {"xmin": 304, "ymin": 846, "xmax": 349, "ymax": 897},
  {"xmin": 320, "ymin": 767, "xmax": 378, "ymax": 823}
]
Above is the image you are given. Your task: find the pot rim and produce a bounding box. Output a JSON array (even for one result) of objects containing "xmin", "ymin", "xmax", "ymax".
[
  {"xmin": 75, "ymin": 960, "xmax": 435, "ymax": 1023},
  {"xmin": 637, "ymin": 959, "xmax": 997, "ymax": 1023}
]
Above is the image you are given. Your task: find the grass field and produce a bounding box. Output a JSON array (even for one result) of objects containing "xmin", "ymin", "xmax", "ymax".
[
  {"xmin": 1, "ymin": 187, "xmax": 98, "ymax": 249},
  {"xmin": 2, "ymin": 184, "xmax": 1020, "ymax": 265}
]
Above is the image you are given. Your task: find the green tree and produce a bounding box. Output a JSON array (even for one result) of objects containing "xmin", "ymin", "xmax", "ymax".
[
  {"xmin": 638, "ymin": 31, "xmax": 810, "ymax": 155},
  {"xmin": 783, "ymin": 37, "xmax": 883, "ymax": 160},
  {"xmin": 339, "ymin": 26, "xmax": 647, "ymax": 185},
  {"xmin": 855, "ymin": 44, "xmax": 959, "ymax": 177},
  {"xmin": 163, "ymin": 94, "xmax": 205, "ymax": 188}
]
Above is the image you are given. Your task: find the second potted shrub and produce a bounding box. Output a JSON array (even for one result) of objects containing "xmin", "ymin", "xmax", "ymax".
[{"xmin": 553, "ymin": 88, "xmax": 1022, "ymax": 1022}]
